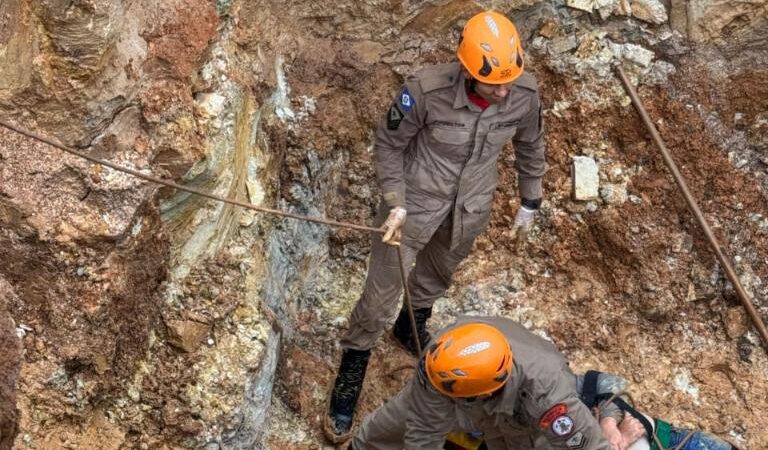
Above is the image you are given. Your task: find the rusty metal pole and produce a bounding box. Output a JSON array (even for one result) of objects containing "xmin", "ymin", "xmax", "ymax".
[{"xmin": 615, "ymin": 66, "xmax": 768, "ymax": 352}]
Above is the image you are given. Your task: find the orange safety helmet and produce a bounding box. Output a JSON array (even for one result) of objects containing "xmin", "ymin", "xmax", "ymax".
[
  {"xmin": 425, "ymin": 322, "xmax": 513, "ymax": 398},
  {"xmin": 456, "ymin": 11, "xmax": 525, "ymax": 85}
]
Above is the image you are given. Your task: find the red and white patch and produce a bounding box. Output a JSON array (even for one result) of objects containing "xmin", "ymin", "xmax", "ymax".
[
  {"xmin": 538, "ymin": 403, "xmax": 568, "ymax": 429},
  {"xmin": 551, "ymin": 415, "xmax": 574, "ymax": 436}
]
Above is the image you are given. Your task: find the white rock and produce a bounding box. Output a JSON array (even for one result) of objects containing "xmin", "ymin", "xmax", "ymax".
[
  {"xmin": 572, "ymin": 156, "xmax": 600, "ymax": 200},
  {"xmin": 631, "ymin": 0, "xmax": 669, "ymax": 24},
  {"xmin": 642, "ymin": 60, "xmax": 677, "ymax": 85},
  {"xmin": 596, "ymin": 0, "xmax": 619, "ymax": 19},
  {"xmin": 600, "ymin": 183, "xmax": 629, "ymax": 204},
  {"xmin": 567, "ymin": 0, "xmax": 595, "ymax": 12},
  {"xmin": 621, "ymin": 43, "xmax": 655, "ymax": 67},
  {"xmin": 196, "ymin": 93, "xmax": 227, "ymax": 118}
]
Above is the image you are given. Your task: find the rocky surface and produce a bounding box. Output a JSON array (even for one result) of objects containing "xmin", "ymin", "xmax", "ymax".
[
  {"xmin": 0, "ymin": 280, "xmax": 21, "ymax": 450},
  {"xmin": 0, "ymin": 0, "xmax": 767, "ymax": 449}
]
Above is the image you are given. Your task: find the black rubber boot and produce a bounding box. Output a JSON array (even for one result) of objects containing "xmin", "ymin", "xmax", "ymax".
[
  {"xmin": 325, "ymin": 348, "xmax": 371, "ymax": 442},
  {"xmin": 392, "ymin": 306, "xmax": 432, "ymax": 356}
]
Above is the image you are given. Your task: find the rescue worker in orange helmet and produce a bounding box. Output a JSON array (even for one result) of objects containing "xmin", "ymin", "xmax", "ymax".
[
  {"xmin": 348, "ymin": 317, "xmax": 611, "ymax": 450},
  {"xmin": 325, "ymin": 11, "xmax": 547, "ymax": 442}
]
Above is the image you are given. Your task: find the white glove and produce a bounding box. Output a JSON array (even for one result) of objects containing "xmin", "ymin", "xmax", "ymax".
[
  {"xmin": 510, "ymin": 206, "xmax": 536, "ymax": 245},
  {"xmin": 513, "ymin": 206, "xmax": 536, "ymax": 231},
  {"xmin": 381, "ymin": 207, "xmax": 407, "ymax": 246}
]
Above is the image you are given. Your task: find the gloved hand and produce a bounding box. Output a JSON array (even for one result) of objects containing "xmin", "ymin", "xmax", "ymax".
[
  {"xmin": 510, "ymin": 206, "xmax": 536, "ymax": 238},
  {"xmin": 381, "ymin": 207, "xmax": 407, "ymax": 246}
]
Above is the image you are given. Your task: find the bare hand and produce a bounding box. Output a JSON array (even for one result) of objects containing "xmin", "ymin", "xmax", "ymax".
[
  {"xmin": 619, "ymin": 416, "xmax": 646, "ymax": 448},
  {"xmin": 600, "ymin": 417, "xmax": 626, "ymax": 450}
]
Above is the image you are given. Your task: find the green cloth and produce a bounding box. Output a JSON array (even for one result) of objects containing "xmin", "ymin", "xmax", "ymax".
[{"xmin": 650, "ymin": 418, "xmax": 672, "ymax": 450}]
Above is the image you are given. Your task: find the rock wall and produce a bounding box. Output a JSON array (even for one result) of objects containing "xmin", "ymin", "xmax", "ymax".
[
  {"xmin": 1, "ymin": 0, "xmax": 767, "ymax": 449},
  {"xmin": 0, "ymin": 280, "xmax": 21, "ymax": 450},
  {"xmin": 671, "ymin": 0, "xmax": 768, "ymax": 42}
]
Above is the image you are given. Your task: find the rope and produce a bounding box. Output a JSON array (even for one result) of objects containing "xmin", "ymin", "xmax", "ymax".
[
  {"xmin": 0, "ymin": 119, "xmax": 423, "ymax": 358},
  {"xmin": 0, "ymin": 119, "xmax": 381, "ymax": 234},
  {"xmin": 591, "ymin": 389, "xmax": 697, "ymax": 450},
  {"xmin": 670, "ymin": 431, "xmax": 695, "ymax": 450}
]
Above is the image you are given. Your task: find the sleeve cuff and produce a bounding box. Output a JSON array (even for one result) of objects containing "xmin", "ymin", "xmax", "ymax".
[
  {"xmin": 521, "ymin": 197, "xmax": 542, "ymax": 210},
  {"xmin": 383, "ymin": 191, "xmax": 406, "ymax": 208}
]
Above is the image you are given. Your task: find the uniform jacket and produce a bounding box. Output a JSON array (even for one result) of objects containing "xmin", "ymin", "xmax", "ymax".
[
  {"xmin": 354, "ymin": 316, "xmax": 610, "ymax": 450},
  {"xmin": 374, "ymin": 63, "xmax": 546, "ymax": 248}
]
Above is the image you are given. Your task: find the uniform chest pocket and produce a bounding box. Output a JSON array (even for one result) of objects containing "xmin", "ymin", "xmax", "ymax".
[
  {"xmin": 485, "ymin": 128, "xmax": 516, "ymax": 146},
  {"xmin": 477, "ymin": 128, "xmax": 516, "ymax": 163},
  {"xmin": 429, "ymin": 127, "xmax": 473, "ymax": 162}
]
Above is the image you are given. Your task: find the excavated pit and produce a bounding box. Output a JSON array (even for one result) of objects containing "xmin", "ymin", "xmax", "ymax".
[{"xmin": 1, "ymin": 0, "xmax": 767, "ymax": 449}]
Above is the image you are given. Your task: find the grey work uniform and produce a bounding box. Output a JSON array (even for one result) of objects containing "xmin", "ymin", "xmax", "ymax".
[
  {"xmin": 351, "ymin": 317, "xmax": 610, "ymax": 450},
  {"xmin": 341, "ymin": 62, "xmax": 546, "ymax": 351}
]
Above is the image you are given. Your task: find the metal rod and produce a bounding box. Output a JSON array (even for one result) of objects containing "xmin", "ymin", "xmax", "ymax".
[
  {"xmin": 0, "ymin": 119, "xmax": 382, "ymax": 234},
  {"xmin": 396, "ymin": 245, "xmax": 422, "ymax": 358},
  {"xmin": 615, "ymin": 65, "xmax": 768, "ymax": 352}
]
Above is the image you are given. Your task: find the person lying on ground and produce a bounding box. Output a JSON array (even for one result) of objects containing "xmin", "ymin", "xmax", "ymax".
[{"xmin": 578, "ymin": 371, "xmax": 742, "ymax": 450}]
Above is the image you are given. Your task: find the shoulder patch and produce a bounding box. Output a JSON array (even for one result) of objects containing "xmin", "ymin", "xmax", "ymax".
[
  {"xmin": 551, "ymin": 415, "xmax": 575, "ymax": 437},
  {"xmin": 566, "ymin": 431, "xmax": 586, "ymax": 449},
  {"xmin": 513, "ymin": 72, "xmax": 538, "ymax": 92},
  {"xmin": 538, "ymin": 403, "xmax": 568, "ymax": 429},
  {"xmin": 387, "ymin": 104, "xmax": 405, "ymax": 130},
  {"xmin": 398, "ymin": 87, "xmax": 415, "ymax": 112}
]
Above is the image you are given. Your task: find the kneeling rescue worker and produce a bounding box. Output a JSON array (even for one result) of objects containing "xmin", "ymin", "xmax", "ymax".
[
  {"xmin": 349, "ymin": 317, "xmax": 611, "ymax": 450},
  {"xmin": 325, "ymin": 10, "xmax": 547, "ymax": 442}
]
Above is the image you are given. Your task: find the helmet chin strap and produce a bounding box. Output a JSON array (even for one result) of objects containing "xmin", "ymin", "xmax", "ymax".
[{"xmin": 467, "ymin": 78, "xmax": 478, "ymax": 94}]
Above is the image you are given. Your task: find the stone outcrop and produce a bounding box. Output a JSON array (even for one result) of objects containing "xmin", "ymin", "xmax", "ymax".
[
  {"xmin": 1, "ymin": 0, "xmax": 767, "ymax": 448},
  {"xmin": 671, "ymin": 0, "xmax": 768, "ymax": 42},
  {"xmin": 0, "ymin": 280, "xmax": 21, "ymax": 450}
]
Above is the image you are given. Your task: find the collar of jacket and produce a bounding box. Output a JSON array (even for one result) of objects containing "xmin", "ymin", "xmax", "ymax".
[{"xmin": 451, "ymin": 67, "xmax": 524, "ymax": 115}]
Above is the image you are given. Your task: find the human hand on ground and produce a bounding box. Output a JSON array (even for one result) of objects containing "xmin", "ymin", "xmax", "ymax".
[
  {"xmin": 618, "ymin": 416, "xmax": 646, "ymax": 448},
  {"xmin": 381, "ymin": 207, "xmax": 406, "ymax": 246},
  {"xmin": 600, "ymin": 417, "xmax": 626, "ymax": 450}
]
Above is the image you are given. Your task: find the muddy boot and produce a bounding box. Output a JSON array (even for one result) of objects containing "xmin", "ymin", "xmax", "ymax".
[
  {"xmin": 324, "ymin": 348, "xmax": 371, "ymax": 443},
  {"xmin": 392, "ymin": 306, "xmax": 432, "ymax": 356}
]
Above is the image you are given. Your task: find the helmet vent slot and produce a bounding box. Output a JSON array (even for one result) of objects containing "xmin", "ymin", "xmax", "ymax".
[
  {"xmin": 451, "ymin": 369, "xmax": 467, "ymax": 377},
  {"xmin": 479, "ymin": 56, "xmax": 493, "ymax": 77}
]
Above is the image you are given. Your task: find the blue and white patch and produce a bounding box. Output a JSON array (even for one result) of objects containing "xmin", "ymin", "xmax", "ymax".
[
  {"xmin": 399, "ymin": 87, "xmax": 415, "ymax": 112},
  {"xmin": 551, "ymin": 415, "xmax": 574, "ymax": 437}
]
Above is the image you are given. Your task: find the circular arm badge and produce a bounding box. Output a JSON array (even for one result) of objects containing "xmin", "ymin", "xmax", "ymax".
[{"xmin": 551, "ymin": 415, "xmax": 574, "ymax": 436}]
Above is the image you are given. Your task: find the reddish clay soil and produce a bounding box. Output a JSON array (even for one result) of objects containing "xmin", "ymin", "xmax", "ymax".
[{"xmin": 271, "ymin": 49, "xmax": 768, "ymax": 449}]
